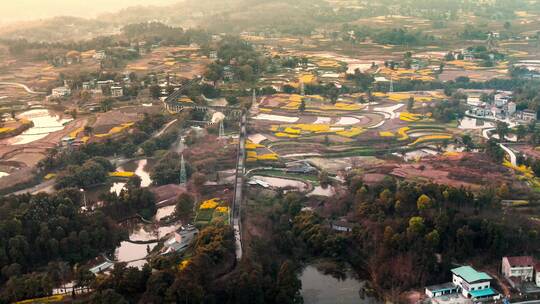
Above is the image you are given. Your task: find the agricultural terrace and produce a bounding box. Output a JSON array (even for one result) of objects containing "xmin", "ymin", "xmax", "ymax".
[
  {"xmin": 248, "ymin": 92, "xmax": 455, "ymax": 164},
  {"xmin": 125, "ymin": 46, "xmax": 211, "ymax": 79},
  {"xmin": 194, "ymin": 198, "xmax": 230, "ymax": 227}
]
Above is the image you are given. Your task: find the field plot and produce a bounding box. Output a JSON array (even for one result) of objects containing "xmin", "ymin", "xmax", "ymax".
[{"xmin": 125, "ymin": 46, "xmax": 210, "ymax": 79}]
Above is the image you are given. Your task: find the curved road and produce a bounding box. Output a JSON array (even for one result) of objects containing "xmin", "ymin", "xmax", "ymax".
[
  {"xmin": 482, "ymin": 127, "xmax": 517, "ymax": 166},
  {"xmin": 0, "ymin": 82, "xmax": 45, "ymax": 95}
]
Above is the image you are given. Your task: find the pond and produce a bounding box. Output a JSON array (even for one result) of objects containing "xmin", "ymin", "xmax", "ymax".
[
  {"xmin": 115, "ymin": 241, "xmax": 157, "ymax": 269},
  {"xmin": 0, "ymin": 172, "xmax": 9, "ymax": 179},
  {"xmin": 300, "ymin": 265, "xmax": 379, "ymax": 304},
  {"xmin": 9, "ymin": 109, "xmax": 72, "ymax": 145},
  {"xmin": 115, "ymin": 203, "xmax": 183, "ymax": 269},
  {"xmin": 117, "ymin": 159, "xmax": 153, "ymax": 187}
]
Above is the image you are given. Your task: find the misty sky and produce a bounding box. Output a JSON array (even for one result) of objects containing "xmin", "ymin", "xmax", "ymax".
[{"xmin": 0, "ymin": 0, "xmax": 181, "ymax": 23}]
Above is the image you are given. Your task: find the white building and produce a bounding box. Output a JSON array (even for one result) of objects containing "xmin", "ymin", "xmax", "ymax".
[
  {"xmin": 93, "ymin": 50, "xmax": 106, "ymax": 60},
  {"xmin": 522, "ymin": 110, "xmax": 537, "ymax": 122},
  {"xmin": 223, "ymin": 66, "xmax": 234, "ymax": 81},
  {"xmin": 507, "ymin": 102, "xmax": 517, "ymax": 115},
  {"xmin": 330, "ymin": 220, "xmax": 354, "ymax": 232},
  {"xmin": 51, "ymin": 86, "xmax": 71, "ymax": 98},
  {"xmin": 82, "ymin": 81, "xmax": 94, "ymax": 90},
  {"xmin": 96, "ymin": 80, "xmax": 114, "ymax": 90},
  {"xmin": 111, "ymin": 86, "xmax": 124, "ymax": 98},
  {"xmin": 502, "ymin": 256, "xmax": 534, "ymax": 287},
  {"xmin": 536, "ymin": 264, "xmax": 540, "ymax": 287},
  {"xmin": 451, "ymin": 266, "xmax": 499, "ymax": 300},
  {"xmin": 494, "ymin": 92, "xmax": 511, "ymax": 108},
  {"xmin": 162, "ymin": 225, "xmax": 199, "ymax": 255}
]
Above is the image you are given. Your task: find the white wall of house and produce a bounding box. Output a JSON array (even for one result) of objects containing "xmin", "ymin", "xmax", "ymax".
[
  {"xmin": 452, "ymin": 274, "xmax": 490, "ymax": 298},
  {"xmin": 502, "ymin": 258, "xmax": 534, "ymax": 281}
]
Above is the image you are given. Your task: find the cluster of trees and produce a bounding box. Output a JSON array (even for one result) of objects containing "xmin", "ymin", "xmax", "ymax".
[
  {"xmin": 121, "ymin": 22, "xmax": 210, "ymax": 46},
  {"xmin": 0, "ymin": 190, "xmax": 124, "ymax": 302},
  {"xmin": 204, "ymin": 37, "xmax": 267, "ymax": 83},
  {"xmin": 151, "ymin": 152, "xmax": 193, "ymax": 186},
  {"xmin": 346, "ymin": 69, "xmax": 375, "ymax": 91},
  {"xmin": 85, "ymin": 224, "xmax": 235, "ymax": 303},
  {"xmin": 141, "ymin": 130, "xmax": 178, "ymax": 157},
  {"xmin": 430, "ymin": 92, "xmax": 466, "ymax": 122},
  {"xmin": 374, "ymin": 28, "xmax": 436, "ymax": 46},
  {"xmin": 342, "ymin": 177, "xmax": 537, "ymax": 295},
  {"xmin": 55, "ymin": 157, "xmax": 114, "ymax": 190},
  {"xmin": 99, "ymin": 177, "xmax": 157, "ymax": 220}
]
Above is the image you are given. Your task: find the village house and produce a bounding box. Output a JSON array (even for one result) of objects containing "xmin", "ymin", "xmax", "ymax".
[
  {"xmin": 111, "ymin": 86, "xmax": 124, "ymax": 98},
  {"xmin": 82, "ymin": 81, "xmax": 95, "ymax": 90},
  {"xmin": 93, "ymin": 50, "xmax": 106, "ymax": 60},
  {"xmin": 494, "ymin": 92, "xmax": 511, "ymax": 108},
  {"xmin": 452, "ymin": 266, "xmax": 500, "ymax": 300},
  {"xmin": 162, "ymin": 225, "xmax": 199, "ymax": 255},
  {"xmin": 425, "ymin": 282, "xmax": 459, "ymax": 298},
  {"xmin": 536, "ymin": 263, "xmax": 540, "ymax": 287},
  {"xmin": 89, "ymin": 260, "xmax": 114, "ymax": 274},
  {"xmin": 502, "ymin": 256, "xmax": 535, "ymax": 287},
  {"xmin": 50, "ymin": 86, "xmax": 71, "ymax": 99},
  {"xmin": 507, "ymin": 102, "xmax": 517, "ymax": 115},
  {"xmin": 330, "ymin": 219, "xmax": 354, "ymax": 232},
  {"xmin": 425, "ymin": 266, "xmax": 500, "ymax": 302},
  {"xmin": 470, "ymin": 106, "xmax": 492, "ymax": 117},
  {"xmin": 223, "ymin": 66, "xmax": 235, "ymax": 81},
  {"xmin": 521, "ymin": 109, "xmax": 537, "ymax": 122},
  {"xmin": 96, "ymin": 80, "xmax": 115, "ymax": 93}
]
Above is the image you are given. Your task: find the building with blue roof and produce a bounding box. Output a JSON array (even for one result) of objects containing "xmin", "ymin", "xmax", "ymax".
[
  {"xmin": 451, "ymin": 266, "xmax": 500, "ymax": 300},
  {"xmin": 425, "ymin": 266, "xmax": 501, "ymax": 301}
]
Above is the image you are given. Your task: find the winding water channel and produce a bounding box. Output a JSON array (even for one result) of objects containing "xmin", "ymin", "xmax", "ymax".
[{"xmin": 9, "ymin": 109, "xmax": 72, "ymax": 145}]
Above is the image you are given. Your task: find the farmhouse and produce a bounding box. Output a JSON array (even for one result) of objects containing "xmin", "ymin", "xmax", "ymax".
[
  {"xmin": 521, "ymin": 109, "xmax": 537, "ymax": 121},
  {"xmin": 452, "ymin": 266, "xmax": 499, "ymax": 300},
  {"xmin": 51, "ymin": 86, "xmax": 71, "ymax": 98},
  {"xmin": 93, "ymin": 50, "xmax": 106, "ymax": 60},
  {"xmin": 330, "ymin": 220, "xmax": 354, "ymax": 232},
  {"xmin": 425, "ymin": 266, "xmax": 500, "ymax": 301},
  {"xmin": 162, "ymin": 225, "xmax": 199, "ymax": 255},
  {"xmin": 425, "ymin": 282, "xmax": 459, "ymax": 298},
  {"xmin": 111, "ymin": 86, "xmax": 124, "ymax": 98},
  {"xmin": 502, "ymin": 256, "xmax": 534, "ymax": 287}
]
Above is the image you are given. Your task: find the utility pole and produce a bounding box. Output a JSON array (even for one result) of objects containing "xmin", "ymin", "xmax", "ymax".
[
  {"xmin": 219, "ymin": 120, "xmax": 225, "ymax": 139},
  {"xmin": 179, "ymin": 154, "xmax": 187, "ymax": 185}
]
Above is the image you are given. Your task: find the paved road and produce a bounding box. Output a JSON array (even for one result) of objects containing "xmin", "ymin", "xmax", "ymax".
[
  {"xmin": 482, "ymin": 127, "xmax": 517, "ymax": 166},
  {"xmin": 12, "ymin": 179, "xmax": 56, "ymax": 196},
  {"xmin": 232, "ymin": 112, "xmax": 246, "ymax": 261},
  {"xmin": 0, "ymin": 82, "xmax": 45, "ymax": 94},
  {"xmin": 153, "ymin": 118, "xmax": 178, "ymax": 138}
]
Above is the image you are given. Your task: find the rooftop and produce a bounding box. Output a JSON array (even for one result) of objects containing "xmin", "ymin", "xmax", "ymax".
[
  {"xmin": 469, "ymin": 287, "xmax": 497, "ymax": 299},
  {"xmin": 451, "ymin": 266, "xmax": 492, "ymax": 283},
  {"xmin": 505, "ymin": 256, "xmax": 534, "ymax": 268},
  {"xmin": 425, "ymin": 282, "xmax": 458, "ymax": 292}
]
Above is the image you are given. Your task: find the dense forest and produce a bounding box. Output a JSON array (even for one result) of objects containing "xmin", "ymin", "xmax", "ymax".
[{"xmin": 0, "ymin": 190, "xmax": 124, "ymax": 303}]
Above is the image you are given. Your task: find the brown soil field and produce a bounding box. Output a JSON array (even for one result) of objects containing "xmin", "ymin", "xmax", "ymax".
[
  {"xmin": 388, "ymin": 153, "xmax": 523, "ymax": 190},
  {"xmin": 125, "ymin": 46, "xmax": 210, "ymax": 79}
]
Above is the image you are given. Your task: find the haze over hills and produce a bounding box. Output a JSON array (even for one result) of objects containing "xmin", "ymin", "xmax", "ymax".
[{"xmin": 0, "ymin": 0, "xmax": 183, "ymax": 23}]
